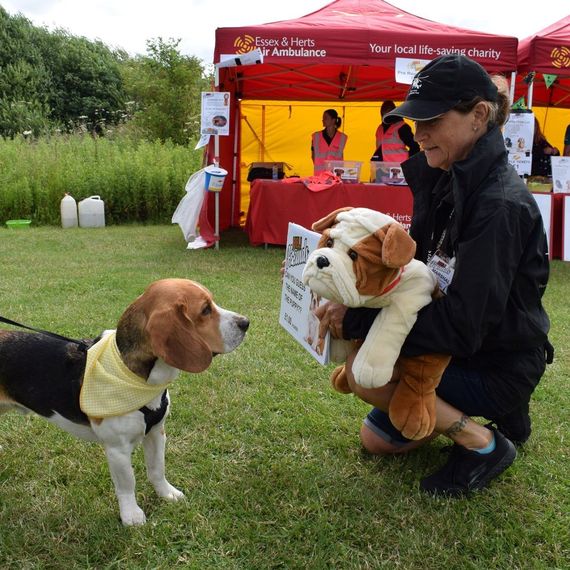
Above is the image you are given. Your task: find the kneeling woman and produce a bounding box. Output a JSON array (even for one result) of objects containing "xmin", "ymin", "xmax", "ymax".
[{"xmin": 315, "ymin": 55, "xmax": 552, "ymax": 497}]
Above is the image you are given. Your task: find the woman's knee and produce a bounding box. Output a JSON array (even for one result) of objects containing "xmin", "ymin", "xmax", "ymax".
[
  {"xmin": 360, "ymin": 424, "xmax": 434, "ymax": 455},
  {"xmin": 360, "ymin": 424, "xmax": 410, "ymax": 455}
]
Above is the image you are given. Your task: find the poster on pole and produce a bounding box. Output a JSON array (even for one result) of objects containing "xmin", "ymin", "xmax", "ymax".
[
  {"xmin": 200, "ymin": 92, "xmax": 230, "ymax": 136},
  {"xmin": 551, "ymin": 157, "xmax": 570, "ymax": 193},
  {"xmin": 503, "ymin": 111, "xmax": 534, "ymax": 176},
  {"xmin": 279, "ymin": 223, "xmax": 330, "ymax": 364}
]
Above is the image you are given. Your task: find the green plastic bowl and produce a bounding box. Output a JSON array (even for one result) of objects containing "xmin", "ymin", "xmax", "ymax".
[{"xmin": 6, "ymin": 219, "xmax": 32, "ymax": 229}]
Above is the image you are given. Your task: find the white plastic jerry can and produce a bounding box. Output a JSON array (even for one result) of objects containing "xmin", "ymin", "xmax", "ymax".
[
  {"xmin": 78, "ymin": 195, "xmax": 105, "ymax": 228},
  {"xmin": 60, "ymin": 193, "xmax": 78, "ymax": 228}
]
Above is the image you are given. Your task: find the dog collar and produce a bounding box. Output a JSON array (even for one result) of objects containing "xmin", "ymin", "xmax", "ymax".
[{"xmin": 379, "ymin": 267, "xmax": 404, "ymax": 296}]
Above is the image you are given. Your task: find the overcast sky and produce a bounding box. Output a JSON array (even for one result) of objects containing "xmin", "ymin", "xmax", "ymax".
[{"xmin": 3, "ymin": 0, "xmax": 569, "ymax": 64}]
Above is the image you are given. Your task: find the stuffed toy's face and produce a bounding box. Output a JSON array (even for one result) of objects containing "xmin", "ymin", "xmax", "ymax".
[{"xmin": 302, "ymin": 208, "xmax": 416, "ymax": 307}]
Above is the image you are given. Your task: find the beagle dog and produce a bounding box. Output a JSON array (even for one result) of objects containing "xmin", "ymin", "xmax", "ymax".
[{"xmin": 0, "ymin": 278, "xmax": 249, "ymax": 525}]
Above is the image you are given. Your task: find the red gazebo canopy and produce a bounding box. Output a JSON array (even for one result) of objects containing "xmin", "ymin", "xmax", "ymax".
[
  {"xmin": 516, "ymin": 15, "xmax": 570, "ymax": 108},
  {"xmin": 210, "ymin": 0, "xmax": 520, "ymax": 231},
  {"xmin": 214, "ymin": 0, "xmax": 518, "ymax": 102}
]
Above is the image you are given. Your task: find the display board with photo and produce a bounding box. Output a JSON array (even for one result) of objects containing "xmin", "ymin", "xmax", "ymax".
[
  {"xmin": 200, "ymin": 92, "xmax": 230, "ymax": 136},
  {"xmin": 503, "ymin": 111, "xmax": 534, "ymax": 177}
]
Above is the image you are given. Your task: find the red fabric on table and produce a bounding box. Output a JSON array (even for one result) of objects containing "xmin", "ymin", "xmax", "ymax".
[{"xmin": 245, "ymin": 180, "xmax": 413, "ymax": 246}]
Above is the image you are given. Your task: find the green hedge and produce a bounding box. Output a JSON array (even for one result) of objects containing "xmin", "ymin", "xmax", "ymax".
[{"xmin": 0, "ymin": 135, "xmax": 204, "ymax": 225}]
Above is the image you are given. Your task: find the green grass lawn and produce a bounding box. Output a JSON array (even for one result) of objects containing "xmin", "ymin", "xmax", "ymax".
[{"xmin": 0, "ymin": 225, "xmax": 568, "ymax": 569}]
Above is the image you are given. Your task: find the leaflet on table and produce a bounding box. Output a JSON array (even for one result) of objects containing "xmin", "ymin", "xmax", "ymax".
[{"xmin": 279, "ymin": 223, "xmax": 331, "ymax": 364}]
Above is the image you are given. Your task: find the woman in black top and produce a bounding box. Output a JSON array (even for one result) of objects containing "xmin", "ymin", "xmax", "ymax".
[{"xmin": 315, "ymin": 55, "xmax": 552, "ymax": 497}]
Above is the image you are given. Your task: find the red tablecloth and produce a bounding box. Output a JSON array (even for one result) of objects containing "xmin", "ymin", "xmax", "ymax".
[
  {"xmin": 245, "ymin": 180, "xmax": 414, "ymax": 246},
  {"xmin": 550, "ymin": 192, "xmax": 565, "ymax": 260}
]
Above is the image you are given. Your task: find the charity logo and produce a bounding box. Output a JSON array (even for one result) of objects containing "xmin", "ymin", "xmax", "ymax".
[
  {"xmin": 550, "ymin": 46, "xmax": 570, "ymax": 69},
  {"xmin": 234, "ymin": 35, "xmax": 255, "ymax": 54}
]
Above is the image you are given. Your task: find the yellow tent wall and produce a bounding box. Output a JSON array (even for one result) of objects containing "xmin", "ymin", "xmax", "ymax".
[
  {"xmin": 239, "ymin": 100, "xmax": 570, "ymax": 221},
  {"xmin": 239, "ymin": 100, "xmax": 385, "ymax": 220},
  {"xmin": 533, "ymin": 107, "xmax": 569, "ymax": 153}
]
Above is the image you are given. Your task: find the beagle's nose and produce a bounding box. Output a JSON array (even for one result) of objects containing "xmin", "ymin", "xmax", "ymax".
[
  {"xmin": 237, "ymin": 317, "xmax": 250, "ymax": 332},
  {"xmin": 316, "ymin": 255, "xmax": 330, "ymax": 269}
]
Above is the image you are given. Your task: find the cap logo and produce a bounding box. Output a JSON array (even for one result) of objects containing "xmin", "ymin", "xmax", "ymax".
[{"xmin": 409, "ymin": 75, "xmax": 424, "ymax": 96}]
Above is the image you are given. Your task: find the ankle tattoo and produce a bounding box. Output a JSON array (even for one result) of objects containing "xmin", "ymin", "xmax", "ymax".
[{"xmin": 444, "ymin": 414, "xmax": 469, "ymax": 437}]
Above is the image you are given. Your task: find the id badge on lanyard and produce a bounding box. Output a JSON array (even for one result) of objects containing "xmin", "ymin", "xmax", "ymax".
[
  {"xmin": 426, "ymin": 206, "xmax": 455, "ymax": 295},
  {"xmin": 427, "ymin": 250, "xmax": 455, "ymax": 294}
]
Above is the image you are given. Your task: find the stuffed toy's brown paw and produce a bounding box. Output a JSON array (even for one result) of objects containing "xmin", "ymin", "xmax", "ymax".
[
  {"xmin": 388, "ymin": 354, "xmax": 451, "ymax": 440},
  {"xmin": 330, "ymin": 365, "xmax": 352, "ymax": 394}
]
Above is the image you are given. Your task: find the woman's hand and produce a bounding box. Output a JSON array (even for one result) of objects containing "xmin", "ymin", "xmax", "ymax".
[{"xmin": 314, "ymin": 301, "xmax": 348, "ymax": 340}]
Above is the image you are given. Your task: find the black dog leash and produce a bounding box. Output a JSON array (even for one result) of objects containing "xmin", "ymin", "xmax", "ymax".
[{"xmin": 0, "ymin": 315, "xmax": 89, "ymax": 351}]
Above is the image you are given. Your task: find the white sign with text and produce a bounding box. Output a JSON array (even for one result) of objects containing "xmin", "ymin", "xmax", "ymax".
[
  {"xmin": 503, "ymin": 112, "xmax": 534, "ymax": 176},
  {"xmin": 279, "ymin": 223, "xmax": 330, "ymax": 364},
  {"xmin": 394, "ymin": 57, "xmax": 430, "ymax": 84},
  {"xmin": 200, "ymin": 92, "xmax": 230, "ymax": 136},
  {"xmin": 551, "ymin": 156, "xmax": 570, "ymax": 194}
]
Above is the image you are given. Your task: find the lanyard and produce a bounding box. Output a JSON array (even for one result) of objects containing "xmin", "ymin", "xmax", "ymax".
[{"xmin": 427, "ymin": 207, "xmax": 455, "ymax": 264}]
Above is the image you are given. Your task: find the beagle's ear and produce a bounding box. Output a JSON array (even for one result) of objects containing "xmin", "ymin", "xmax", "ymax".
[
  {"xmin": 377, "ymin": 223, "xmax": 416, "ymax": 268},
  {"xmin": 145, "ymin": 304, "xmax": 212, "ymax": 373},
  {"xmin": 311, "ymin": 207, "xmax": 353, "ymax": 233}
]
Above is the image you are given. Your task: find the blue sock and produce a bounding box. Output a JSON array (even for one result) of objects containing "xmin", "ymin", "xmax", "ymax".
[{"xmin": 474, "ymin": 433, "xmax": 496, "ymax": 454}]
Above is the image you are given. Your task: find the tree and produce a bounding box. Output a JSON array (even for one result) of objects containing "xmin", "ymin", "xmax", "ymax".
[
  {"xmin": 0, "ymin": 6, "xmax": 126, "ymax": 136},
  {"xmin": 35, "ymin": 30, "xmax": 126, "ymax": 133},
  {"xmin": 0, "ymin": 7, "xmax": 51, "ymax": 135},
  {"xmin": 121, "ymin": 38, "xmax": 211, "ymax": 145}
]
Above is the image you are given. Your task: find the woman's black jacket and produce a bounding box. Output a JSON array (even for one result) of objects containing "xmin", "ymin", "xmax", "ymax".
[{"xmin": 344, "ymin": 125, "xmax": 551, "ymax": 402}]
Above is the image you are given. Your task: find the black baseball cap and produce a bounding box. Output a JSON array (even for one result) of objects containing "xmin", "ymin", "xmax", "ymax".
[{"xmin": 384, "ymin": 54, "xmax": 498, "ymax": 124}]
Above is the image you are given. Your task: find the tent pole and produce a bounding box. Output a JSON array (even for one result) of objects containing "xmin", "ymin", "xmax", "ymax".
[
  {"xmin": 214, "ymin": 134, "xmax": 220, "ymax": 250},
  {"xmin": 509, "ymin": 71, "xmax": 516, "ymax": 105},
  {"xmin": 231, "ymin": 103, "xmax": 239, "ymax": 227},
  {"xmin": 528, "ymin": 80, "xmax": 534, "ymax": 109},
  {"xmin": 261, "ymin": 106, "xmax": 266, "ymax": 161},
  {"xmin": 243, "ymin": 115, "xmax": 270, "ymax": 153}
]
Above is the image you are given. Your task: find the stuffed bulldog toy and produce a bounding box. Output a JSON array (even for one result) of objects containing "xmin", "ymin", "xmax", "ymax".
[{"xmin": 302, "ymin": 207, "xmax": 450, "ymax": 440}]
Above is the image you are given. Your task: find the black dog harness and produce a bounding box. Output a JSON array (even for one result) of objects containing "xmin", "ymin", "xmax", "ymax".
[{"xmin": 140, "ymin": 390, "xmax": 169, "ymax": 434}]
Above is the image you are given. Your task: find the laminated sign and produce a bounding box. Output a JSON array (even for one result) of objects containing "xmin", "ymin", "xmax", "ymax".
[
  {"xmin": 200, "ymin": 92, "xmax": 230, "ymax": 136},
  {"xmin": 279, "ymin": 223, "xmax": 330, "ymax": 364},
  {"xmin": 503, "ymin": 111, "xmax": 534, "ymax": 176}
]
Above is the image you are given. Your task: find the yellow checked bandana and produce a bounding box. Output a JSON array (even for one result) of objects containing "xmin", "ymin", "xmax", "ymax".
[{"xmin": 80, "ymin": 331, "xmax": 171, "ymax": 418}]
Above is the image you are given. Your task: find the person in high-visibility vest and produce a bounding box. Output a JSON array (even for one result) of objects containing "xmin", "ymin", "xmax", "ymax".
[
  {"xmin": 371, "ymin": 100, "xmax": 420, "ymax": 164},
  {"xmin": 311, "ymin": 109, "xmax": 348, "ymax": 174}
]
